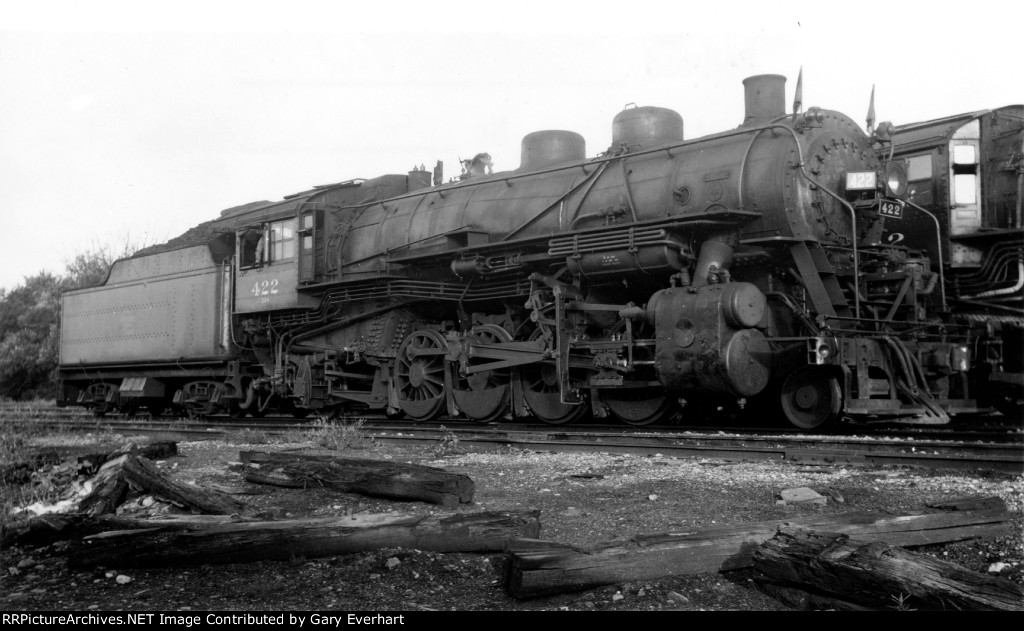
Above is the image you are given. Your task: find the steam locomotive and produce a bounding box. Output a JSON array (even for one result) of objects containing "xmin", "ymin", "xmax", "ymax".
[{"xmin": 57, "ymin": 74, "xmax": 1010, "ymax": 430}]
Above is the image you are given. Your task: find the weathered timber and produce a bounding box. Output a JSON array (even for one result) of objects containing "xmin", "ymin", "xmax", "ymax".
[
  {"xmin": 0, "ymin": 450, "xmax": 65, "ymax": 484},
  {"xmin": 0, "ymin": 513, "xmax": 229, "ymax": 549},
  {"xmin": 0, "ymin": 441, "xmax": 177, "ymax": 484},
  {"xmin": 77, "ymin": 455, "xmax": 131, "ymax": 516},
  {"xmin": 77, "ymin": 441, "xmax": 178, "ymax": 475},
  {"xmin": 753, "ymin": 526, "xmax": 1024, "ymax": 611},
  {"xmin": 506, "ymin": 498, "xmax": 1011, "ymax": 599},
  {"xmin": 120, "ymin": 455, "xmax": 246, "ymax": 515},
  {"xmin": 753, "ymin": 581, "xmax": 873, "ymax": 611},
  {"xmin": 69, "ymin": 509, "xmax": 541, "ymax": 568},
  {"xmin": 240, "ymin": 450, "xmax": 474, "ymax": 508}
]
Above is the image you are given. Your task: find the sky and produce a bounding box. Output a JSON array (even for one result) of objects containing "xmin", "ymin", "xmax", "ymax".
[{"xmin": 1, "ymin": 0, "xmax": 1021, "ymax": 292}]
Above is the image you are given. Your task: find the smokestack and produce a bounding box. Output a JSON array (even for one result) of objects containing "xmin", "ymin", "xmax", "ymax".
[{"xmin": 742, "ymin": 74, "xmax": 787, "ymax": 126}]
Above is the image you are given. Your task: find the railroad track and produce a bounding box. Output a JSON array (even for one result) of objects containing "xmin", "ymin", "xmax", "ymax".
[
  {"xmin": 5, "ymin": 409, "xmax": 1022, "ymax": 474},
  {"xmin": 4, "ymin": 405, "xmax": 1022, "ymax": 442}
]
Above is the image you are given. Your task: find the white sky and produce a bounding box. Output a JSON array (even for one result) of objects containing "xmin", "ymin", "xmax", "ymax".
[{"xmin": 2, "ymin": 0, "xmax": 1020, "ymax": 292}]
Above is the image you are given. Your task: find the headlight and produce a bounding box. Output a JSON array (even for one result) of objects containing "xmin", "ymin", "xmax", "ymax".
[{"xmin": 882, "ymin": 161, "xmax": 908, "ymax": 197}]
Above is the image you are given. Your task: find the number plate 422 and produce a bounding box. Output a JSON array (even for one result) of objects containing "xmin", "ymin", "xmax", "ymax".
[
  {"xmin": 879, "ymin": 200, "xmax": 904, "ymax": 219},
  {"xmin": 251, "ymin": 279, "xmax": 279, "ymax": 302}
]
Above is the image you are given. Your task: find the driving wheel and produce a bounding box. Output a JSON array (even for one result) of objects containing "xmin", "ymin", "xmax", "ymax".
[
  {"xmin": 453, "ymin": 324, "xmax": 512, "ymax": 423},
  {"xmin": 395, "ymin": 329, "xmax": 449, "ymax": 421},
  {"xmin": 518, "ymin": 327, "xmax": 587, "ymax": 425}
]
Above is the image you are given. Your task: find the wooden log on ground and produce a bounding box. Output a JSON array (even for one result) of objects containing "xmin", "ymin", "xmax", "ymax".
[
  {"xmin": 0, "ymin": 512, "xmax": 228, "ymax": 549},
  {"xmin": 240, "ymin": 450, "xmax": 474, "ymax": 508},
  {"xmin": 506, "ymin": 498, "xmax": 1011, "ymax": 599},
  {"xmin": 752, "ymin": 526, "xmax": 1024, "ymax": 611},
  {"xmin": 77, "ymin": 455, "xmax": 130, "ymax": 516},
  {"xmin": 0, "ymin": 450, "xmax": 65, "ymax": 484},
  {"xmin": 77, "ymin": 441, "xmax": 178, "ymax": 476},
  {"xmin": 69, "ymin": 509, "xmax": 541, "ymax": 568},
  {"xmin": 121, "ymin": 455, "xmax": 246, "ymax": 515},
  {"xmin": 0, "ymin": 441, "xmax": 177, "ymax": 484}
]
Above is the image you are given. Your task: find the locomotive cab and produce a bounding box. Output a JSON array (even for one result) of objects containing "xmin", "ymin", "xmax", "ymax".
[{"xmin": 234, "ymin": 217, "xmax": 319, "ymax": 313}]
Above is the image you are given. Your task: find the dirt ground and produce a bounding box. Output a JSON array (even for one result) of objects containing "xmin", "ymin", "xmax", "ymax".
[{"xmin": 2, "ymin": 427, "xmax": 1023, "ymax": 612}]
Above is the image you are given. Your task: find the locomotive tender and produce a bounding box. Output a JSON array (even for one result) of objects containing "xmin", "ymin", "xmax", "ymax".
[{"xmin": 59, "ymin": 74, "xmax": 996, "ymax": 429}]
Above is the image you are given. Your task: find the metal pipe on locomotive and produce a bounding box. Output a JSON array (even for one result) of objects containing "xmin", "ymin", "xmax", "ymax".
[{"xmin": 57, "ymin": 73, "xmax": 985, "ymax": 429}]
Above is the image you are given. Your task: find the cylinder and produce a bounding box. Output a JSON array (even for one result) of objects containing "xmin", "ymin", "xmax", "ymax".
[
  {"xmin": 648, "ymin": 283, "xmax": 771, "ymax": 397},
  {"xmin": 519, "ymin": 130, "xmax": 586, "ymax": 172},
  {"xmin": 742, "ymin": 74, "xmax": 787, "ymax": 125},
  {"xmin": 612, "ymin": 106, "xmax": 683, "ymax": 149},
  {"xmin": 720, "ymin": 282, "xmax": 767, "ymax": 329}
]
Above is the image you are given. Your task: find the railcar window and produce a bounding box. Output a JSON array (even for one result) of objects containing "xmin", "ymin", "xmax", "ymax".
[{"xmin": 269, "ymin": 220, "xmax": 296, "ymax": 262}]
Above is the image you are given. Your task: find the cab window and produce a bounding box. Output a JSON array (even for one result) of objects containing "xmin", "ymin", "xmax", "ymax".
[
  {"xmin": 906, "ymin": 153, "xmax": 934, "ymax": 205},
  {"xmin": 269, "ymin": 219, "xmax": 297, "ymax": 262}
]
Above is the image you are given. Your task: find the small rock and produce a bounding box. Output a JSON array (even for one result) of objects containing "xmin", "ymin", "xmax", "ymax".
[
  {"xmin": 87, "ymin": 605, "xmax": 99, "ymax": 610},
  {"xmin": 369, "ymin": 573, "xmax": 381, "ymax": 580},
  {"xmin": 584, "ymin": 602, "xmax": 596, "ymax": 609},
  {"xmin": 612, "ymin": 592, "xmax": 624, "ymax": 602},
  {"xmin": 988, "ymin": 562, "xmax": 1009, "ymax": 573},
  {"xmin": 667, "ymin": 591, "xmax": 689, "ymax": 604},
  {"xmin": 7, "ymin": 567, "xmax": 20, "ymax": 576},
  {"xmin": 7, "ymin": 593, "xmax": 28, "ymax": 601},
  {"xmin": 17, "ymin": 558, "xmax": 36, "ymax": 569},
  {"xmin": 141, "ymin": 497, "xmax": 155, "ymax": 508},
  {"xmin": 648, "ymin": 494, "xmax": 658, "ymax": 501},
  {"xmin": 385, "ymin": 557, "xmax": 401, "ymax": 571},
  {"xmin": 779, "ymin": 487, "xmax": 827, "ymax": 505},
  {"xmin": 116, "ymin": 575, "xmax": 132, "ymax": 585},
  {"xmin": 105, "ymin": 571, "xmax": 116, "ymax": 579},
  {"xmin": 638, "ymin": 589, "xmax": 646, "ymax": 597}
]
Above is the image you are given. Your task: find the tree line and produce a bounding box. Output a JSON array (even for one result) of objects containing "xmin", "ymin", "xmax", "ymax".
[{"xmin": 0, "ymin": 244, "xmax": 141, "ymax": 400}]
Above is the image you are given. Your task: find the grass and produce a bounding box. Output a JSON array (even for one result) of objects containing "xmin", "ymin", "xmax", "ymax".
[
  {"xmin": 223, "ymin": 428, "xmax": 272, "ymax": 445},
  {"xmin": 0, "ymin": 423, "xmax": 69, "ymax": 532},
  {"xmin": 0, "ymin": 410, "xmax": 125, "ymax": 533},
  {"xmin": 427, "ymin": 425, "xmax": 461, "ymax": 458},
  {"xmin": 283, "ymin": 418, "xmax": 377, "ymax": 451}
]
